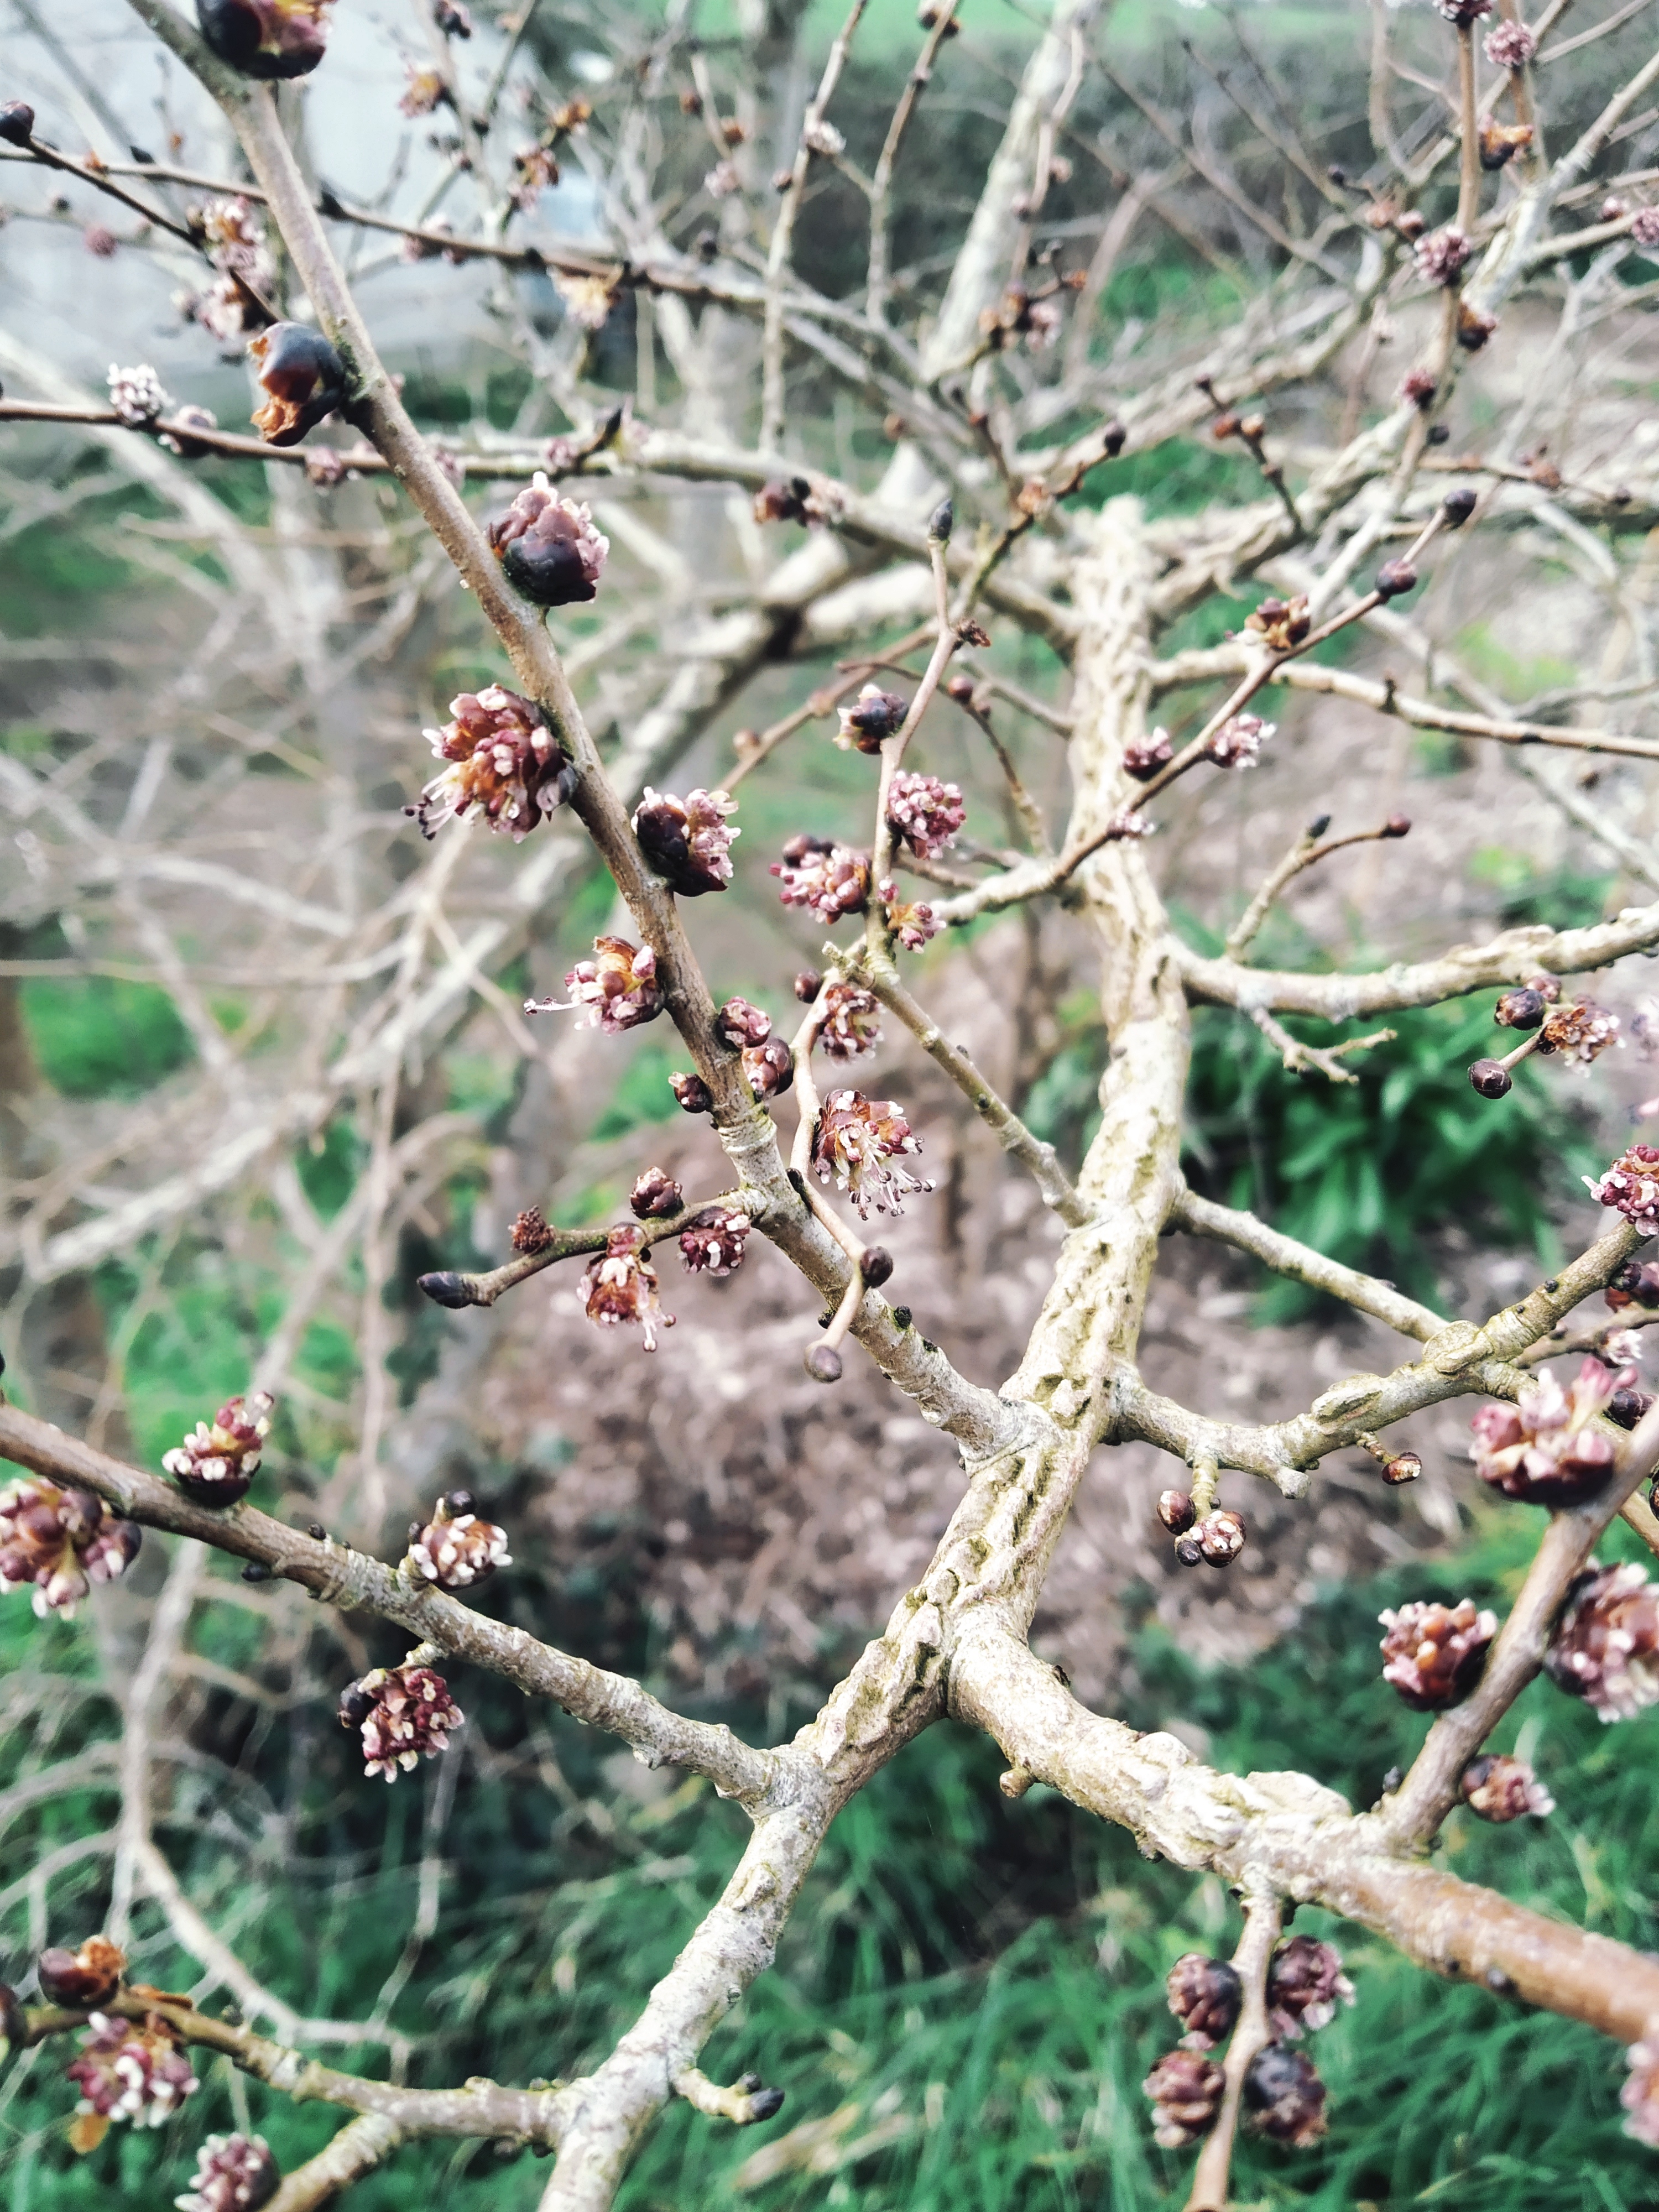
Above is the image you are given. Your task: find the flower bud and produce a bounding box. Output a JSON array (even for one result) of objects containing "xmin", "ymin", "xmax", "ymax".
[
  {"xmin": 1545, "ymin": 1559, "xmax": 1659, "ymax": 1719},
  {"xmin": 176, "ymin": 2132, "xmax": 281, "ymax": 2212},
  {"xmin": 0, "ymin": 101, "xmax": 36, "ymax": 146},
  {"xmin": 197, "ymin": 0, "xmax": 334, "ymax": 77},
  {"xmin": 818, "ymin": 981, "xmax": 882, "ymax": 1061},
  {"xmin": 888, "ymin": 772, "xmax": 966, "ymax": 859},
  {"xmin": 1587, "ymin": 1144, "xmax": 1659, "ymax": 1237},
  {"xmin": 342, "ymin": 1663, "xmax": 463, "ymax": 1780},
  {"xmin": 69, "ymin": 2008, "xmax": 197, "ymax": 2127},
  {"xmin": 1611, "ymin": 1385, "xmax": 1657, "ymax": 1431},
  {"xmin": 1468, "ymin": 1058, "xmax": 1511, "ymax": 1099},
  {"xmin": 1381, "ymin": 813, "xmax": 1411, "ymax": 838},
  {"xmin": 630, "ymin": 1167, "xmax": 684, "ymax": 1219},
  {"xmin": 407, "ymin": 1495, "xmax": 510, "ymax": 1590},
  {"xmin": 1374, "ymin": 560, "xmax": 1418, "ymax": 599},
  {"xmin": 1480, "ymin": 119, "xmax": 1533, "ymax": 170},
  {"xmin": 1609, "ymin": 1260, "xmax": 1659, "ymax": 1311},
  {"xmin": 861, "ymin": 1246, "xmax": 894, "ymax": 1286},
  {"xmin": 633, "ymin": 787, "xmax": 739, "ymax": 896},
  {"xmin": 1379, "ymin": 1597, "xmax": 1495, "ymax": 1709},
  {"xmin": 805, "ymin": 1343, "xmax": 843, "ymax": 1383},
  {"xmin": 794, "ymin": 969, "xmax": 823, "ymax": 1002},
  {"xmin": 671, "ymin": 1072, "xmax": 713, "ymax": 1115},
  {"xmin": 1381, "ymin": 1451, "xmax": 1422, "ymax": 1485},
  {"xmin": 1173, "ymin": 1533, "xmax": 1205, "ymax": 1568},
  {"xmin": 744, "ymin": 1037, "xmax": 794, "ymax": 1099},
  {"xmin": 510, "ymin": 1206, "xmax": 555, "ymax": 1253},
  {"xmin": 1266, "ymin": 1938, "xmax": 1353, "ymax": 2038},
  {"xmin": 753, "ymin": 477, "xmax": 811, "ymax": 524},
  {"xmin": 1123, "ymin": 729, "xmax": 1173, "ymax": 781},
  {"xmin": 248, "ymin": 322, "xmax": 346, "ymax": 446},
  {"xmin": 836, "ymin": 684, "xmax": 909, "ymax": 754},
  {"xmin": 1442, "ymin": 487, "xmax": 1478, "ymax": 527},
  {"xmin": 1459, "ymin": 1752, "xmax": 1554, "ymax": 1821},
  {"xmin": 162, "ymin": 1392, "xmax": 274, "ymax": 1507},
  {"xmin": 1166, "ymin": 1954, "xmax": 1241, "ymax": 2049},
  {"xmin": 488, "ymin": 473, "xmax": 609, "ymax": 606},
  {"xmin": 717, "ymin": 997, "xmax": 773, "ymax": 1050},
  {"xmin": 1494, "ymin": 986, "xmax": 1546, "ymax": 1031},
  {"xmin": 1156, "ymin": 1488, "xmax": 1195, "ymax": 1533},
  {"xmin": 680, "ymin": 1206, "xmax": 752, "ymax": 1276},
  {"xmin": 1143, "ymin": 2048, "xmax": 1224, "ymax": 2148},
  {"xmin": 582, "ymin": 1226, "xmax": 673, "ymax": 1351},
  {"xmin": 1455, "ymin": 304, "xmax": 1498, "ymax": 352},
  {"xmin": 927, "ymin": 497, "xmax": 954, "ymax": 542},
  {"xmin": 38, "ymin": 1936, "xmax": 126, "ymax": 2008},
  {"xmin": 1195, "ymin": 1508, "xmax": 1245, "ymax": 1566},
  {"xmin": 945, "ymin": 672, "xmax": 977, "ymax": 706},
  {"xmin": 1244, "ymin": 2042, "xmax": 1327, "ymax": 2146}
]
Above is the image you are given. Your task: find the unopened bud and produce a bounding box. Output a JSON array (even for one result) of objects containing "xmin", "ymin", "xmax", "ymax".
[
  {"xmin": 1382, "ymin": 813, "xmax": 1411, "ymax": 838},
  {"xmin": 1173, "ymin": 1533, "xmax": 1205, "ymax": 1568},
  {"xmin": 1157, "ymin": 1488, "xmax": 1196, "ymax": 1534},
  {"xmin": 1468, "ymin": 1058, "xmax": 1512, "ymax": 1099},
  {"xmin": 670, "ymin": 1071, "xmax": 713, "ymax": 1115},
  {"xmin": 0, "ymin": 101, "xmax": 35, "ymax": 145},
  {"xmin": 861, "ymin": 1246, "xmax": 894, "ymax": 1286},
  {"xmin": 1442, "ymin": 487, "xmax": 1478, "ymax": 526},
  {"xmin": 1383, "ymin": 1452, "xmax": 1422, "ymax": 1485},
  {"xmin": 928, "ymin": 497, "xmax": 954, "ymax": 542},
  {"xmin": 946, "ymin": 671, "xmax": 977, "ymax": 705},
  {"xmin": 1494, "ymin": 987, "xmax": 1546, "ymax": 1031},
  {"xmin": 1374, "ymin": 560, "xmax": 1418, "ymax": 599},
  {"xmin": 794, "ymin": 968, "xmax": 823, "ymax": 1001},
  {"xmin": 1195, "ymin": 1508, "xmax": 1245, "ymax": 1567},
  {"xmin": 805, "ymin": 1343, "xmax": 843, "ymax": 1384}
]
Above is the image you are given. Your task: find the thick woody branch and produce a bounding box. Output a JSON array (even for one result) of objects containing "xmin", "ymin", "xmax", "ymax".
[
  {"xmin": 0, "ymin": 1402, "xmax": 779, "ymax": 1807},
  {"xmin": 269, "ymin": 2115, "xmax": 405, "ymax": 2212}
]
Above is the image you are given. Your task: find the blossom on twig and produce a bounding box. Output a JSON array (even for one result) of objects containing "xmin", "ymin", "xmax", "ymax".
[
  {"xmin": 1469, "ymin": 1358, "xmax": 1627, "ymax": 1506},
  {"xmin": 340, "ymin": 1663, "xmax": 463, "ymax": 1780},
  {"xmin": 1545, "ymin": 1560, "xmax": 1659, "ymax": 1721},
  {"xmin": 812, "ymin": 1090, "xmax": 933, "ymax": 1218},
  {"xmin": 406, "ymin": 1491, "xmax": 510, "ymax": 1590},
  {"xmin": 1142, "ymin": 2049, "xmax": 1223, "ymax": 2147},
  {"xmin": 0, "ymin": 1478, "xmax": 141, "ymax": 1618},
  {"xmin": 1459, "ymin": 1753, "xmax": 1554, "ymax": 1821},
  {"xmin": 175, "ymin": 2132, "xmax": 280, "ymax": 2212},
  {"xmin": 1378, "ymin": 1597, "xmax": 1496, "ymax": 1709},
  {"xmin": 162, "ymin": 1391, "xmax": 274, "ymax": 1506},
  {"xmin": 527, "ymin": 937, "xmax": 662, "ymax": 1032},
  {"xmin": 1207, "ymin": 713, "xmax": 1274, "ymax": 770},
  {"xmin": 680, "ymin": 1206, "xmax": 752, "ymax": 1276},
  {"xmin": 888, "ymin": 771, "xmax": 966, "ymax": 858},
  {"xmin": 1266, "ymin": 1938, "xmax": 1354, "ymax": 2039},
  {"xmin": 582, "ymin": 1225, "xmax": 674, "ymax": 1349},
  {"xmin": 1585, "ymin": 1144, "xmax": 1659, "ymax": 1236},
  {"xmin": 818, "ymin": 980, "xmax": 882, "ymax": 1061},
  {"xmin": 878, "ymin": 879, "xmax": 940, "ymax": 950},
  {"xmin": 488, "ymin": 473, "xmax": 609, "ymax": 607},
  {"xmin": 107, "ymin": 364, "xmax": 167, "ymax": 425},
  {"xmin": 68, "ymin": 2011, "xmax": 198, "ymax": 2129},
  {"xmin": 411, "ymin": 685, "xmax": 573, "ymax": 842},
  {"xmin": 772, "ymin": 837, "xmax": 871, "ymax": 922},
  {"xmin": 837, "ymin": 684, "xmax": 909, "ymax": 755}
]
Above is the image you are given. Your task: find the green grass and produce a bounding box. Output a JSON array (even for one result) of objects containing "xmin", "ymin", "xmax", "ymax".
[{"xmin": 19, "ymin": 977, "xmax": 194, "ymax": 1099}]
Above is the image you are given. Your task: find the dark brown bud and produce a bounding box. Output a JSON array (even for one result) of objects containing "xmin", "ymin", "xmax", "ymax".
[
  {"xmin": 1610, "ymin": 1260, "xmax": 1659, "ymax": 1310},
  {"xmin": 1374, "ymin": 560, "xmax": 1418, "ymax": 599},
  {"xmin": 794, "ymin": 968, "xmax": 823, "ymax": 1002},
  {"xmin": 1427, "ymin": 423, "xmax": 1452, "ymax": 445},
  {"xmin": 1173, "ymin": 1533, "xmax": 1205, "ymax": 1568},
  {"xmin": 670, "ymin": 1072, "xmax": 713, "ymax": 1115},
  {"xmin": 248, "ymin": 322, "xmax": 347, "ymax": 446},
  {"xmin": 197, "ymin": 0, "xmax": 332, "ymax": 77},
  {"xmin": 510, "ymin": 1206, "xmax": 555, "ymax": 1254},
  {"xmin": 629, "ymin": 1167, "xmax": 684, "ymax": 1220},
  {"xmin": 743, "ymin": 1036, "xmax": 794, "ymax": 1099},
  {"xmin": 945, "ymin": 672, "xmax": 977, "ymax": 705},
  {"xmin": 1211, "ymin": 410, "xmax": 1243, "ymax": 441},
  {"xmin": 805, "ymin": 1343, "xmax": 843, "ymax": 1383},
  {"xmin": 1456, "ymin": 304, "xmax": 1498, "ymax": 352},
  {"xmin": 928, "ymin": 497, "xmax": 954, "ymax": 542},
  {"xmin": 0, "ymin": 101, "xmax": 35, "ymax": 145},
  {"xmin": 1196, "ymin": 1508, "xmax": 1245, "ymax": 1566},
  {"xmin": 1383, "ymin": 1452, "xmax": 1422, "ymax": 1485},
  {"xmin": 1101, "ymin": 418, "xmax": 1127, "ymax": 456},
  {"xmin": 37, "ymin": 1937, "xmax": 126, "ymax": 2008},
  {"xmin": 1442, "ymin": 487, "xmax": 1479, "ymax": 526},
  {"xmin": 1468, "ymin": 1058, "xmax": 1512, "ymax": 1099},
  {"xmin": 416, "ymin": 1270, "xmax": 472, "ymax": 1308},
  {"xmin": 1382, "ymin": 813, "xmax": 1411, "ymax": 838},
  {"xmin": 1244, "ymin": 2042, "xmax": 1327, "ymax": 2147},
  {"xmin": 1166, "ymin": 1954, "xmax": 1242, "ymax": 2049},
  {"xmin": 1157, "ymin": 1488, "xmax": 1196, "ymax": 1534},
  {"xmin": 336, "ymin": 1679, "xmax": 377, "ymax": 1730},
  {"xmin": 861, "ymin": 1246, "xmax": 894, "ymax": 1286},
  {"xmin": 1610, "ymin": 1386, "xmax": 1656, "ymax": 1431},
  {"xmin": 1494, "ymin": 987, "xmax": 1546, "ymax": 1031}
]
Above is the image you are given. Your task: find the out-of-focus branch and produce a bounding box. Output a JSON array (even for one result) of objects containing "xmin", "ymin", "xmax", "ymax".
[
  {"xmin": 1168, "ymin": 1185, "xmax": 1444, "ymax": 1340},
  {"xmin": 1183, "ymin": 1891, "xmax": 1280, "ymax": 2212}
]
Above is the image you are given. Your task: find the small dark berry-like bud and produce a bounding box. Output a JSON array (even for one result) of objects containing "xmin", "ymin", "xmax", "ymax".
[
  {"xmin": 1196, "ymin": 1508, "xmax": 1245, "ymax": 1566},
  {"xmin": 671, "ymin": 1072, "xmax": 713, "ymax": 1115},
  {"xmin": 743, "ymin": 1036, "xmax": 794, "ymax": 1099},
  {"xmin": 1101, "ymin": 418, "xmax": 1127, "ymax": 456},
  {"xmin": 630, "ymin": 1168, "xmax": 684, "ymax": 1220},
  {"xmin": 1401, "ymin": 367, "xmax": 1437, "ymax": 409},
  {"xmin": 753, "ymin": 477, "xmax": 811, "ymax": 524},
  {"xmin": 1494, "ymin": 986, "xmax": 1546, "ymax": 1031},
  {"xmin": 1382, "ymin": 1451, "xmax": 1422, "ymax": 1485},
  {"xmin": 1459, "ymin": 1752, "xmax": 1554, "ymax": 1821},
  {"xmin": 1480, "ymin": 119, "xmax": 1533, "ymax": 170},
  {"xmin": 197, "ymin": 0, "xmax": 333, "ymax": 77},
  {"xmin": 945, "ymin": 671, "xmax": 977, "ymax": 705},
  {"xmin": 1468, "ymin": 1058, "xmax": 1512, "ymax": 1099},
  {"xmin": 1382, "ymin": 813, "xmax": 1411, "ymax": 838},
  {"xmin": 337, "ymin": 1679, "xmax": 377, "ymax": 1730},
  {"xmin": 1244, "ymin": 2042, "xmax": 1327, "ymax": 2146},
  {"xmin": 416, "ymin": 1270, "xmax": 472, "ymax": 1308},
  {"xmin": 510, "ymin": 1207, "xmax": 555, "ymax": 1254},
  {"xmin": 248, "ymin": 322, "xmax": 346, "ymax": 446},
  {"xmin": 1157, "ymin": 1488, "xmax": 1196, "ymax": 1533},
  {"xmin": 794, "ymin": 969, "xmax": 823, "ymax": 1003},
  {"xmin": 805, "ymin": 1343, "xmax": 843, "ymax": 1383},
  {"xmin": 1143, "ymin": 2048, "xmax": 1224, "ymax": 2147},
  {"xmin": 861, "ymin": 1246, "xmax": 894, "ymax": 1286},
  {"xmin": 1374, "ymin": 560, "xmax": 1418, "ymax": 599},
  {"xmin": 1379, "ymin": 1597, "xmax": 1495, "ymax": 1709},
  {"xmin": 1443, "ymin": 487, "xmax": 1479, "ymax": 526},
  {"xmin": 489, "ymin": 472, "xmax": 609, "ymax": 606},
  {"xmin": 928, "ymin": 497, "xmax": 954, "ymax": 542},
  {"xmin": 1166, "ymin": 1954, "xmax": 1242, "ymax": 2049},
  {"xmin": 1266, "ymin": 1938, "xmax": 1353, "ymax": 2038},
  {"xmin": 0, "ymin": 101, "xmax": 35, "ymax": 145},
  {"xmin": 1173, "ymin": 1533, "xmax": 1205, "ymax": 1568},
  {"xmin": 37, "ymin": 1937, "xmax": 126, "ymax": 2008}
]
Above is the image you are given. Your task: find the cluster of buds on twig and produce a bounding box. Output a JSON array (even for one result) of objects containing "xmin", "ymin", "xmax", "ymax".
[
  {"xmin": 878, "ymin": 879, "xmax": 940, "ymax": 951},
  {"xmin": 812, "ymin": 1091, "xmax": 932, "ymax": 1218},
  {"xmin": 1156, "ymin": 1489, "xmax": 1247, "ymax": 1569},
  {"xmin": 196, "ymin": 0, "xmax": 335, "ymax": 78},
  {"xmin": 630, "ymin": 1167, "xmax": 682, "ymax": 1218},
  {"xmin": 556, "ymin": 272, "xmax": 620, "ymax": 332},
  {"xmin": 1207, "ymin": 713, "xmax": 1274, "ymax": 771},
  {"xmin": 679, "ymin": 1205, "xmax": 752, "ymax": 1277},
  {"xmin": 1266, "ymin": 1937, "xmax": 1354, "ymax": 2039},
  {"xmin": 1378, "ymin": 1597, "xmax": 1496, "ymax": 1708},
  {"xmin": 715, "ymin": 998, "xmax": 792, "ymax": 1100},
  {"xmin": 805, "ymin": 975, "xmax": 883, "ymax": 1061},
  {"xmin": 978, "ymin": 278, "xmax": 1075, "ymax": 352},
  {"xmin": 488, "ymin": 474, "xmax": 609, "ymax": 607},
  {"xmin": 1416, "ymin": 227, "xmax": 1474, "ymax": 289},
  {"xmin": 0, "ymin": 1478, "xmax": 142, "ymax": 1618},
  {"xmin": 411, "ymin": 686, "xmax": 575, "ymax": 842},
  {"xmin": 583, "ymin": 1225, "xmax": 674, "ymax": 1349},
  {"xmin": 248, "ymin": 322, "xmax": 346, "ymax": 446},
  {"xmin": 887, "ymin": 772, "xmax": 966, "ymax": 858},
  {"xmin": 528, "ymin": 936, "xmax": 662, "ymax": 1032},
  {"xmin": 185, "ymin": 195, "xmax": 276, "ymax": 344},
  {"xmin": 339, "ymin": 1663, "xmax": 463, "ymax": 1780},
  {"xmin": 771, "ymin": 837, "xmax": 871, "ymax": 923},
  {"xmin": 1244, "ymin": 595, "xmax": 1310, "ymax": 653},
  {"xmin": 1483, "ymin": 19, "xmax": 1537, "ymax": 67},
  {"xmin": 634, "ymin": 787, "xmax": 739, "ymax": 895},
  {"xmin": 162, "ymin": 1391, "xmax": 274, "ymax": 1506},
  {"xmin": 406, "ymin": 1491, "xmax": 510, "ymax": 1590},
  {"xmin": 836, "ymin": 684, "xmax": 909, "ymax": 754},
  {"xmin": 1470, "ymin": 1359, "xmax": 1626, "ymax": 1506},
  {"xmin": 176, "ymin": 2132, "xmax": 281, "ymax": 2212},
  {"xmin": 1586, "ymin": 1145, "xmax": 1659, "ymax": 1237},
  {"xmin": 67, "ymin": 2010, "xmax": 198, "ymax": 2134},
  {"xmin": 107, "ymin": 363, "xmax": 167, "ymax": 426},
  {"xmin": 1470, "ymin": 985, "xmax": 1618, "ymax": 1097},
  {"xmin": 1459, "ymin": 1752, "xmax": 1554, "ymax": 1821},
  {"xmin": 1544, "ymin": 1560, "xmax": 1659, "ymax": 1721}
]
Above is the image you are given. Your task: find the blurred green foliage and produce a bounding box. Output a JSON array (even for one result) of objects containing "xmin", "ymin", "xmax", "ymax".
[{"xmin": 20, "ymin": 976, "xmax": 194, "ymax": 1100}]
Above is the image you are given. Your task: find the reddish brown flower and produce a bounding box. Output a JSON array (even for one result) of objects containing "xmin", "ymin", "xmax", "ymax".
[
  {"xmin": 1401, "ymin": 368, "xmax": 1438, "ymax": 410},
  {"xmin": 1166, "ymin": 1954, "xmax": 1242, "ymax": 2050},
  {"xmin": 717, "ymin": 997, "xmax": 773, "ymax": 1050},
  {"xmin": 1634, "ymin": 208, "xmax": 1659, "ymax": 251},
  {"xmin": 409, "ymin": 686, "xmax": 572, "ymax": 842},
  {"xmin": 177, "ymin": 2132, "xmax": 281, "ymax": 2212},
  {"xmin": 163, "ymin": 1391, "xmax": 274, "ymax": 1507},
  {"xmin": 196, "ymin": 0, "xmax": 335, "ymax": 78},
  {"xmin": 488, "ymin": 473, "xmax": 609, "ymax": 607},
  {"xmin": 67, "ymin": 2010, "xmax": 198, "ymax": 2126},
  {"xmin": 407, "ymin": 1492, "xmax": 510, "ymax": 1590},
  {"xmin": 671, "ymin": 1072, "xmax": 713, "ymax": 1115},
  {"xmin": 812, "ymin": 1090, "xmax": 933, "ymax": 1218},
  {"xmin": 1538, "ymin": 1000, "xmax": 1620, "ymax": 1065},
  {"xmin": 753, "ymin": 477, "xmax": 812, "ymax": 525},
  {"xmin": 1606, "ymin": 1260, "xmax": 1659, "ymax": 1313},
  {"xmin": 1545, "ymin": 1560, "xmax": 1659, "ymax": 1720},
  {"xmin": 1378, "ymin": 1597, "xmax": 1496, "ymax": 1709},
  {"xmin": 248, "ymin": 322, "xmax": 346, "ymax": 445},
  {"xmin": 1459, "ymin": 1752, "xmax": 1554, "ymax": 1821},
  {"xmin": 679, "ymin": 1205, "xmax": 753, "ymax": 1277},
  {"xmin": 528, "ymin": 936, "xmax": 662, "ymax": 1033},
  {"xmin": 1470, "ymin": 1358, "xmax": 1625, "ymax": 1506},
  {"xmin": 887, "ymin": 771, "xmax": 966, "ymax": 858},
  {"xmin": 340, "ymin": 1663, "xmax": 463, "ymax": 1780},
  {"xmin": 743, "ymin": 1037, "xmax": 795, "ymax": 1099},
  {"xmin": 836, "ymin": 684, "xmax": 909, "ymax": 754},
  {"xmin": 818, "ymin": 981, "xmax": 883, "ymax": 1061},
  {"xmin": 629, "ymin": 1167, "xmax": 684, "ymax": 1219},
  {"xmin": 1, "ymin": 1479, "xmax": 141, "ymax": 1618},
  {"xmin": 1123, "ymin": 728, "xmax": 1173, "ymax": 781},
  {"xmin": 512, "ymin": 144, "xmax": 560, "ymax": 210},
  {"xmin": 1457, "ymin": 304, "xmax": 1499, "ymax": 351},
  {"xmin": 878, "ymin": 879, "xmax": 940, "ymax": 951},
  {"xmin": 771, "ymin": 837, "xmax": 872, "ymax": 924},
  {"xmin": 1266, "ymin": 1938, "xmax": 1354, "ymax": 2039},
  {"xmin": 1494, "ymin": 985, "xmax": 1548, "ymax": 1030},
  {"xmin": 510, "ymin": 1206, "xmax": 555, "ymax": 1253},
  {"xmin": 1143, "ymin": 2048, "xmax": 1224, "ymax": 2148},
  {"xmin": 1244, "ymin": 2043, "xmax": 1327, "ymax": 2147},
  {"xmin": 1587, "ymin": 1144, "xmax": 1659, "ymax": 1237},
  {"xmin": 1415, "ymin": 227, "xmax": 1473, "ymax": 286},
  {"xmin": 1207, "ymin": 713, "xmax": 1274, "ymax": 770},
  {"xmin": 1245, "ymin": 596, "xmax": 1310, "ymax": 652},
  {"xmin": 633, "ymin": 787, "xmax": 739, "ymax": 896},
  {"xmin": 581, "ymin": 1225, "xmax": 674, "ymax": 1350},
  {"xmin": 38, "ymin": 1936, "xmax": 126, "ymax": 2008}
]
